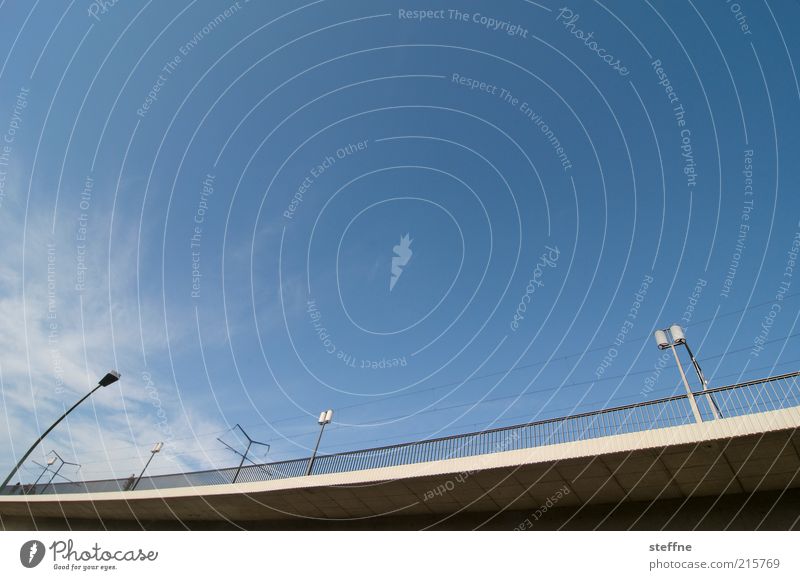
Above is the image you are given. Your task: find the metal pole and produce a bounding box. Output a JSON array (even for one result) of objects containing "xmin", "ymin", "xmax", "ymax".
[
  {"xmin": 0, "ymin": 385, "xmax": 100, "ymax": 492},
  {"xmin": 41, "ymin": 462, "xmax": 65, "ymax": 494},
  {"xmin": 682, "ymin": 342, "xmax": 707, "ymax": 385},
  {"xmin": 218, "ymin": 439, "xmax": 273, "ymax": 477},
  {"xmin": 218, "ymin": 424, "xmax": 270, "ymax": 484},
  {"xmin": 232, "ymin": 440, "xmax": 251, "ymax": 484},
  {"xmin": 682, "ymin": 342, "xmax": 722, "ymax": 419},
  {"xmin": 305, "ymin": 422, "xmax": 327, "ymax": 476},
  {"xmin": 671, "ymin": 345, "xmax": 703, "ymax": 423},
  {"xmin": 32, "ymin": 460, "xmax": 74, "ymax": 484},
  {"xmin": 31, "ymin": 463, "xmax": 51, "ymax": 488},
  {"xmin": 132, "ymin": 453, "xmax": 157, "ymax": 491},
  {"xmin": 1, "ymin": 371, "xmax": 118, "ymax": 493}
]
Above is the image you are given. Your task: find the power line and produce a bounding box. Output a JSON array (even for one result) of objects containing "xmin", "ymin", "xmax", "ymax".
[
  {"xmin": 65, "ymin": 355, "xmax": 800, "ymax": 467},
  {"xmin": 27, "ymin": 298, "xmax": 799, "ymax": 473},
  {"xmin": 76, "ymin": 292, "xmax": 800, "ymax": 451},
  {"xmin": 263, "ymin": 310, "xmax": 800, "ymax": 425},
  {"xmin": 334, "ymin": 346, "xmax": 800, "ymax": 427}
]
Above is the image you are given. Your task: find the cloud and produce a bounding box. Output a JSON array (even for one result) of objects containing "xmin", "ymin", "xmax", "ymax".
[{"xmin": 0, "ymin": 191, "xmax": 231, "ymax": 483}]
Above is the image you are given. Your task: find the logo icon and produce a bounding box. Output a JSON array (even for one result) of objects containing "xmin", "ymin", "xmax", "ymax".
[
  {"xmin": 390, "ymin": 234, "xmax": 413, "ymax": 291},
  {"xmin": 20, "ymin": 540, "xmax": 45, "ymax": 568}
]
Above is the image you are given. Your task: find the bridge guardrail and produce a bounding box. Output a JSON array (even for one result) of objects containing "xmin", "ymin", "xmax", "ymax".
[{"xmin": 4, "ymin": 371, "xmax": 798, "ymax": 496}]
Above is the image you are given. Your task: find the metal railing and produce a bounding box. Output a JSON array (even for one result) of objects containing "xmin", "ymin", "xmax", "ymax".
[{"xmin": 4, "ymin": 371, "xmax": 799, "ymax": 496}]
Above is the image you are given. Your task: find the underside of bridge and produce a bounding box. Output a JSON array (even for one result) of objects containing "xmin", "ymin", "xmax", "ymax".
[{"xmin": 2, "ymin": 422, "xmax": 799, "ymax": 531}]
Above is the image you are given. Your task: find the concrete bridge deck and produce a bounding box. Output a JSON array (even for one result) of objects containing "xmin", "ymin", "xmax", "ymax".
[{"xmin": 2, "ymin": 403, "xmax": 798, "ymax": 530}]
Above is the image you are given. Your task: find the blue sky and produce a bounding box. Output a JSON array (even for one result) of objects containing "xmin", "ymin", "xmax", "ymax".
[{"xmin": 0, "ymin": 0, "xmax": 798, "ymax": 481}]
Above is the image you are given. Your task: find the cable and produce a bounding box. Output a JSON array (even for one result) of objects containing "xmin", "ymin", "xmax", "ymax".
[
  {"xmin": 30, "ymin": 303, "xmax": 799, "ymax": 473},
  {"xmin": 75, "ymin": 292, "xmax": 800, "ymax": 450},
  {"xmin": 334, "ymin": 348, "xmax": 800, "ymax": 427},
  {"xmin": 69, "ymin": 355, "xmax": 800, "ymax": 467},
  {"xmin": 260, "ymin": 293, "xmax": 800, "ymax": 425}
]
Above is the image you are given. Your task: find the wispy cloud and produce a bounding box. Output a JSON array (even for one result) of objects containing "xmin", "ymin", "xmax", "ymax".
[{"xmin": 0, "ymin": 190, "xmax": 231, "ymax": 482}]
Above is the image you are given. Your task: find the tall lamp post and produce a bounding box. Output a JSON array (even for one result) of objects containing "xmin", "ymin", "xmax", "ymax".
[
  {"xmin": 655, "ymin": 325, "xmax": 719, "ymax": 421},
  {"xmin": 0, "ymin": 370, "xmax": 120, "ymax": 492},
  {"xmin": 306, "ymin": 409, "xmax": 333, "ymax": 476},
  {"xmin": 131, "ymin": 442, "xmax": 163, "ymax": 491}
]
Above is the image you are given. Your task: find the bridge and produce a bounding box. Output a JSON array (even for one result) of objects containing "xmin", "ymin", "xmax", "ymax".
[{"xmin": 1, "ymin": 372, "xmax": 799, "ymax": 530}]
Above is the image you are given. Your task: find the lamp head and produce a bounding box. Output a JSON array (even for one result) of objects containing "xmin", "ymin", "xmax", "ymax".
[
  {"xmin": 654, "ymin": 329, "xmax": 670, "ymax": 349},
  {"xmin": 669, "ymin": 324, "xmax": 686, "ymax": 344},
  {"xmin": 151, "ymin": 442, "xmax": 163, "ymax": 454},
  {"xmin": 98, "ymin": 370, "xmax": 121, "ymax": 387}
]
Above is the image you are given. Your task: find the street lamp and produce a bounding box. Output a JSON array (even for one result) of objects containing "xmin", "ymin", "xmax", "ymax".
[
  {"xmin": 41, "ymin": 450, "xmax": 80, "ymax": 494},
  {"xmin": 654, "ymin": 325, "xmax": 719, "ymax": 421},
  {"xmin": 131, "ymin": 442, "xmax": 163, "ymax": 491},
  {"xmin": 0, "ymin": 370, "xmax": 120, "ymax": 492},
  {"xmin": 305, "ymin": 409, "xmax": 333, "ymax": 476},
  {"xmin": 668, "ymin": 325, "xmax": 712, "ymax": 391}
]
